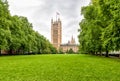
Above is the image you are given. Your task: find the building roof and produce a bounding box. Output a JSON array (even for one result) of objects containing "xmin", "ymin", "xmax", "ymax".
[{"xmin": 60, "ymin": 44, "xmax": 78, "ymax": 46}]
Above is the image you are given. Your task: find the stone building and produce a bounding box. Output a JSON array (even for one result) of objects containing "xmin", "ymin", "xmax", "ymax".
[
  {"xmin": 51, "ymin": 17, "xmax": 78, "ymax": 53},
  {"xmin": 51, "ymin": 18, "xmax": 62, "ymax": 50},
  {"xmin": 60, "ymin": 36, "xmax": 79, "ymax": 53}
]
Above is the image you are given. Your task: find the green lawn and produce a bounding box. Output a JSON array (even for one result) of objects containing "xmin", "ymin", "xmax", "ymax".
[{"xmin": 0, "ymin": 54, "xmax": 120, "ymax": 81}]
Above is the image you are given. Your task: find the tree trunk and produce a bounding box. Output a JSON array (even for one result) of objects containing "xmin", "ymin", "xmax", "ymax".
[
  {"xmin": 0, "ymin": 49, "xmax": 1, "ymax": 55},
  {"xmin": 39, "ymin": 49, "xmax": 41, "ymax": 54},
  {"xmin": 118, "ymin": 54, "xmax": 120, "ymax": 58},
  {"xmin": 96, "ymin": 52, "xmax": 98, "ymax": 55},
  {"xmin": 99, "ymin": 47, "xmax": 102, "ymax": 56},
  {"xmin": 22, "ymin": 50, "xmax": 24, "ymax": 54},
  {"xmin": 105, "ymin": 50, "xmax": 109, "ymax": 57},
  {"xmin": 9, "ymin": 49, "xmax": 13, "ymax": 55},
  {"xmin": 100, "ymin": 51, "xmax": 102, "ymax": 56}
]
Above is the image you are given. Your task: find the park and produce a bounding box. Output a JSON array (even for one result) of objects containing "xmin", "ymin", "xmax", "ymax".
[
  {"xmin": 0, "ymin": 54, "xmax": 120, "ymax": 81},
  {"xmin": 1, "ymin": 0, "xmax": 120, "ymax": 81}
]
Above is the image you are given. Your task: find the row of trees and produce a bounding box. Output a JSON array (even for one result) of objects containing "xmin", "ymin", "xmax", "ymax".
[
  {"xmin": 78, "ymin": 0, "xmax": 120, "ymax": 57},
  {"xmin": 0, "ymin": 0, "xmax": 57, "ymax": 55}
]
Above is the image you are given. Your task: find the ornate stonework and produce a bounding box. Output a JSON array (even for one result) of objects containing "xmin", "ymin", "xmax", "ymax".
[
  {"xmin": 51, "ymin": 17, "xmax": 78, "ymax": 53},
  {"xmin": 51, "ymin": 18, "xmax": 62, "ymax": 50},
  {"xmin": 60, "ymin": 36, "xmax": 79, "ymax": 53}
]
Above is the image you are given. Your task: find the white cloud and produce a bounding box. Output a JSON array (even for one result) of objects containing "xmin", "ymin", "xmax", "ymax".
[{"xmin": 8, "ymin": 0, "xmax": 90, "ymax": 44}]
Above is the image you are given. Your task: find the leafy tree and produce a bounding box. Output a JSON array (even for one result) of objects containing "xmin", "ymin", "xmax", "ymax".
[
  {"xmin": 79, "ymin": 0, "xmax": 120, "ymax": 57},
  {"xmin": 67, "ymin": 48, "xmax": 74, "ymax": 54},
  {"xmin": 58, "ymin": 48, "xmax": 63, "ymax": 54},
  {"xmin": 79, "ymin": 3, "xmax": 102, "ymax": 55},
  {"xmin": 99, "ymin": 0, "xmax": 120, "ymax": 57},
  {"xmin": 0, "ymin": 0, "xmax": 11, "ymax": 54},
  {"xmin": 0, "ymin": 0, "xmax": 57, "ymax": 55}
]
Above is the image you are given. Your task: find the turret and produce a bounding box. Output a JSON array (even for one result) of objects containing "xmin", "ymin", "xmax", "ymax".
[
  {"xmin": 70, "ymin": 36, "xmax": 75, "ymax": 44},
  {"xmin": 51, "ymin": 18, "xmax": 53, "ymax": 23}
]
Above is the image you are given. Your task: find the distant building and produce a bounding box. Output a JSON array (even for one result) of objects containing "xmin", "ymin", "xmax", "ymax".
[
  {"xmin": 51, "ymin": 17, "xmax": 79, "ymax": 53},
  {"xmin": 51, "ymin": 18, "xmax": 62, "ymax": 50},
  {"xmin": 60, "ymin": 36, "xmax": 79, "ymax": 53}
]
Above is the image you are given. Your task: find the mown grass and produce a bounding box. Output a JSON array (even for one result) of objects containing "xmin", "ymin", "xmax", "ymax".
[{"xmin": 0, "ymin": 54, "xmax": 120, "ymax": 81}]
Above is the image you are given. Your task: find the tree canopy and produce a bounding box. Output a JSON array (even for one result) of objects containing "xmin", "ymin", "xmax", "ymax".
[
  {"xmin": 79, "ymin": 0, "xmax": 120, "ymax": 57},
  {"xmin": 0, "ymin": 0, "xmax": 57, "ymax": 55}
]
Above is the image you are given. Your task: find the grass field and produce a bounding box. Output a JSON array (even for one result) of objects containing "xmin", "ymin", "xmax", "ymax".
[{"xmin": 0, "ymin": 54, "xmax": 120, "ymax": 81}]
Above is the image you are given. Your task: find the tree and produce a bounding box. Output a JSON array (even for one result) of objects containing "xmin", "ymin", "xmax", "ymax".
[
  {"xmin": 99, "ymin": 0, "xmax": 120, "ymax": 57},
  {"xmin": 67, "ymin": 48, "xmax": 74, "ymax": 54},
  {"xmin": 79, "ymin": 0, "xmax": 120, "ymax": 57},
  {"xmin": 0, "ymin": 0, "xmax": 11, "ymax": 54},
  {"xmin": 79, "ymin": 3, "xmax": 102, "ymax": 55},
  {"xmin": 0, "ymin": 0, "xmax": 57, "ymax": 55}
]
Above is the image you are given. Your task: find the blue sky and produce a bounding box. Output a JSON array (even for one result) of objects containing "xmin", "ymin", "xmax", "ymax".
[{"xmin": 8, "ymin": 0, "xmax": 90, "ymax": 44}]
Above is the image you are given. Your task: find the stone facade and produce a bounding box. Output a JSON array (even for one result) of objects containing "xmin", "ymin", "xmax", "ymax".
[
  {"xmin": 60, "ymin": 36, "xmax": 79, "ymax": 53},
  {"xmin": 51, "ymin": 17, "xmax": 79, "ymax": 53},
  {"xmin": 51, "ymin": 18, "xmax": 62, "ymax": 50},
  {"xmin": 60, "ymin": 44, "xmax": 79, "ymax": 53}
]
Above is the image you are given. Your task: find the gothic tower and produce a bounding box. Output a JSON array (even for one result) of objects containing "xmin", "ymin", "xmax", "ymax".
[
  {"xmin": 51, "ymin": 18, "xmax": 62, "ymax": 50},
  {"xmin": 70, "ymin": 36, "xmax": 75, "ymax": 44}
]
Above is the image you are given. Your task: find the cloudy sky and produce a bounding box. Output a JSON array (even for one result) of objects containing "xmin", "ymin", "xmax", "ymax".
[{"xmin": 8, "ymin": 0, "xmax": 90, "ymax": 44}]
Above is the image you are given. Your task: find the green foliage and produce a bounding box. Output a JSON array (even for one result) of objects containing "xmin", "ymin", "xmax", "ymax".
[
  {"xmin": 0, "ymin": 0, "xmax": 56, "ymax": 54},
  {"xmin": 79, "ymin": 3, "xmax": 102, "ymax": 54},
  {"xmin": 79, "ymin": 0, "xmax": 120, "ymax": 56},
  {"xmin": 0, "ymin": 54, "xmax": 120, "ymax": 81},
  {"xmin": 67, "ymin": 48, "xmax": 74, "ymax": 54},
  {"xmin": 58, "ymin": 48, "xmax": 63, "ymax": 54}
]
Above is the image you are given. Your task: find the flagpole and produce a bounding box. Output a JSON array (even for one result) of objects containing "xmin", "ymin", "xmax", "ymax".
[
  {"xmin": 56, "ymin": 13, "xmax": 57, "ymax": 21},
  {"xmin": 56, "ymin": 12, "xmax": 58, "ymax": 21},
  {"xmin": 56, "ymin": 12, "xmax": 60, "ymax": 21}
]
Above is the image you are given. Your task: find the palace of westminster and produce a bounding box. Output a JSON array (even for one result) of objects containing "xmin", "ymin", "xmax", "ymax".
[{"xmin": 51, "ymin": 17, "xmax": 79, "ymax": 53}]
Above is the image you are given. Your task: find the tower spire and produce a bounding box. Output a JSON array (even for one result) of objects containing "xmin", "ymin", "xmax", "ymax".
[
  {"xmin": 51, "ymin": 18, "xmax": 53, "ymax": 23},
  {"xmin": 71, "ymin": 36, "xmax": 75, "ymax": 44}
]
